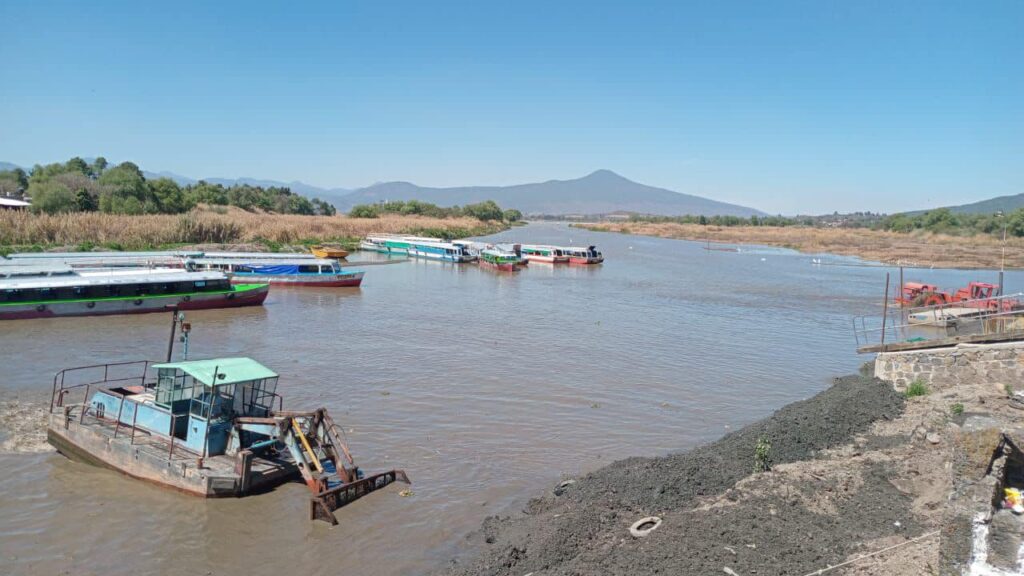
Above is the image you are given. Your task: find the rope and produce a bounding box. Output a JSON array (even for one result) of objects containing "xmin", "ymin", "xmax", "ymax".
[{"xmin": 799, "ymin": 530, "xmax": 941, "ymax": 576}]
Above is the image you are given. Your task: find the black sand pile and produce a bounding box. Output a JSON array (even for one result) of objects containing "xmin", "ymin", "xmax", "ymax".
[{"xmin": 445, "ymin": 375, "xmax": 910, "ymax": 576}]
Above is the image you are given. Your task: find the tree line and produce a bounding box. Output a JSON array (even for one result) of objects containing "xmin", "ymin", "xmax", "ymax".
[
  {"xmin": 348, "ymin": 199, "xmax": 522, "ymax": 222},
  {"xmin": 629, "ymin": 208, "xmax": 1024, "ymax": 238},
  {"xmin": 0, "ymin": 156, "xmax": 336, "ymax": 216}
]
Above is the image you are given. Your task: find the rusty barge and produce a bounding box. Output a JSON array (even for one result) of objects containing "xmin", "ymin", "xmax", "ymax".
[{"xmin": 46, "ymin": 324, "xmax": 407, "ymax": 524}]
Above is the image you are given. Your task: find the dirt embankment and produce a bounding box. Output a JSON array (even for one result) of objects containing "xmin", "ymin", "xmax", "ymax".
[
  {"xmin": 444, "ymin": 374, "xmax": 961, "ymax": 576},
  {"xmin": 577, "ymin": 221, "xmax": 1024, "ymax": 269}
]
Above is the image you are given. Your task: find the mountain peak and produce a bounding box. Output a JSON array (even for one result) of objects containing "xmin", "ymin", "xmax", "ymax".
[{"xmin": 582, "ymin": 169, "xmax": 627, "ymax": 182}]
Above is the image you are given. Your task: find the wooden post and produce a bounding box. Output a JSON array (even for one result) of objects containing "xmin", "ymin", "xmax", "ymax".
[
  {"xmin": 881, "ymin": 273, "xmax": 890, "ymax": 348},
  {"xmin": 237, "ymin": 449, "xmax": 254, "ymax": 495}
]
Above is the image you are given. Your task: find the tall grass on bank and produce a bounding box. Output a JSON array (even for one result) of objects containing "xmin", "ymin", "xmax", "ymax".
[
  {"xmin": 576, "ymin": 221, "xmax": 1024, "ymax": 269},
  {"xmin": 0, "ymin": 207, "xmax": 505, "ymax": 252}
]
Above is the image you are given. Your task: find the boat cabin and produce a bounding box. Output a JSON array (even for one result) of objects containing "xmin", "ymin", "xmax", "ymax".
[
  {"xmin": 563, "ymin": 245, "xmax": 604, "ymax": 264},
  {"xmin": 88, "ymin": 357, "xmax": 281, "ymax": 457},
  {"xmin": 0, "ymin": 268, "xmax": 232, "ymax": 304},
  {"xmin": 191, "ymin": 258, "xmax": 343, "ymax": 275}
]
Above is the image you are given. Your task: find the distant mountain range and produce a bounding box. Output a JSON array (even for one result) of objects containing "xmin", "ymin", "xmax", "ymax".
[
  {"xmin": 1, "ymin": 160, "xmax": 763, "ymax": 216},
  {"xmin": 919, "ymin": 194, "xmax": 1024, "ymax": 216},
  {"xmin": 329, "ymin": 170, "xmax": 764, "ymax": 216}
]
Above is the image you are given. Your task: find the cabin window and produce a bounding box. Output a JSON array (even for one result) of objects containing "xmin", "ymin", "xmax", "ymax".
[
  {"xmin": 298, "ymin": 265, "xmax": 320, "ymax": 273},
  {"xmin": 194, "ymin": 281, "xmax": 207, "ymax": 289},
  {"xmin": 156, "ymin": 369, "xmax": 193, "ymax": 407}
]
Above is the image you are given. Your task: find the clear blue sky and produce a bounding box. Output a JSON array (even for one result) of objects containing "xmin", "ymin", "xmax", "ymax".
[{"xmin": 1, "ymin": 1, "xmax": 1020, "ymax": 214}]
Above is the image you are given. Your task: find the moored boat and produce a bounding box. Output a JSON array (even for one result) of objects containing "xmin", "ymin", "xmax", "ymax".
[
  {"xmin": 310, "ymin": 245, "xmax": 350, "ymax": 259},
  {"xmin": 360, "ymin": 234, "xmax": 446, "ymax": 255},
  {"xmin": 520, "ymin": 244, "xmax": 569, "ymax": 263},
  {"xmin": 190, "ymin": 257, "xmax": 364, "ymax": 287},
  {"xmin": 406, "ymin": 240, "xmax": 476, "ymax": 262},
  {"xmin": 562, "ymin": 245, "xmax": 604, "ymax": 264},
  {"xmin": 47, "ymin": 336, "xmax": 409, "ymax": 525},
  {"xmin": 478, "ymin": 247, "xmax": 520, "ymax": 271},
  {"xmin": 0, "ymin": 264, "xmax": 268, "ymax": 320}
]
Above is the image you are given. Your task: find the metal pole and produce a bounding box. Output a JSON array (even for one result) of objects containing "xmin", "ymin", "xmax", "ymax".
[
  {"xmin": 898, "ymin": 266, "xmax": 904, "ymax": 310},
  {"xmin": 166, "ymin": 309, "xmax": 178, "ymax": 362},
  {"xmin": 881, "ymin": 273, "xmax": 890, "ymax": 348}
]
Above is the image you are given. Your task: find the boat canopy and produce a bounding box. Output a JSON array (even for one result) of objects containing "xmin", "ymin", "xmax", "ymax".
[
  {"xmin": 0, "ymin": 268, "xmax": 226, "ymax": 290},
  {"xmin": 0, "ymin": 262, "xmax": 74, "ymax": 278},
  {"xmin": 7, "ymin": 250, "xmax": 202, "ymax": 260},
  {"xmin": 191, "ymin": 258, "xmax": 337, "ymax": 267},
  {"xmin": 151, "ymin": 357, "xmax": 278, "ymax": 387}
]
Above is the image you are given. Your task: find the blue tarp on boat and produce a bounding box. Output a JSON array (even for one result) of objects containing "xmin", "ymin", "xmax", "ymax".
[{"xmin": 246, "ymin": 264, "xmax": 301, "ymax": 275}]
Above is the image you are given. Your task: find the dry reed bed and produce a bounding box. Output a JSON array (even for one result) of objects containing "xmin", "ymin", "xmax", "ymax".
[
  {"xmin": 0, "ymin": 209, "xmax": 498, "ymax": 249},
  {"xmin": 581, "ymin": 221, "xmax": 1024, "ymax": 269}
]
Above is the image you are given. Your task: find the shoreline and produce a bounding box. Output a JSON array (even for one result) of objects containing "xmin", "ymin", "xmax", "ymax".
[
  {"xmin": 442, "ymin": 362, "xmax": 1009, "ymax": 575},
  {"xmin": 575, "ymin": 221, "xmax": 1023, "ymax": 270}
]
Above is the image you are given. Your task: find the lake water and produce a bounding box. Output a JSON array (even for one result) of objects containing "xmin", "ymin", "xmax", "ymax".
[{"xmin": 0, "ymin": 223, "xmax": 1016, "ymax": 575}]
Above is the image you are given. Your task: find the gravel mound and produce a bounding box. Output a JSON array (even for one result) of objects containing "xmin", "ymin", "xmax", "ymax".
[{"xmin": 446, "ymin": 375, "xmax": 907, "ymax": 576}]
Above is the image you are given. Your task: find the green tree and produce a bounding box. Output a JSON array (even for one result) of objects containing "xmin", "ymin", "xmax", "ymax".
[
  {"xmin": 28, "ymin": 180, "xmax": 77, "ymax": 214},
  {"xmin": 348, "ymin": 204, "xmax": 379, "ymax": 218},
  {"xmin": 502, "ymin": 208, "xmax": 523, "ymax": 222},
  {"xmin": 462, "ymin": 200, "xmax": 503, "ymax": 221},
  {"xmin": 91, "ymin": 157, "xmax": 108, "ymax": 177},
  {"xmin": 148, "ymin": 178, "xmax": 187, "ymax": 213},
  {"xmin": 75, "ymin": 188, "xmax": 98, "ymax": 211},
  {"xmin": 922, "ymin": 208, "xmax": 959, "ymax": 233},
  {"xmin": 65, "ymin": 157, "xmax": 90, "ymax": 175},
  {"xmin": 0, "ymin": 170, "xmax": 25, "ymax": 196},
  {"xmin": 98, "ymin": 162, "xmax": 151, "ymax": 213}
]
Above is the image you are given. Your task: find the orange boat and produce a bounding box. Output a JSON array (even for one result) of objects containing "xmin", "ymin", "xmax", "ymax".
[{"xmin": 310, "ymin": 245, "xmax": 349, "ymax": 259}]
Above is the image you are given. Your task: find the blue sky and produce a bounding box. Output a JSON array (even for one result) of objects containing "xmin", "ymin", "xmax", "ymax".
[{"xmin": 0, "ymin": 1, "xmax": 1020, "ymax": 214}]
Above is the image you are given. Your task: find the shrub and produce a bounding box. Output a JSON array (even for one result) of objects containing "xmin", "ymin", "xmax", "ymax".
[
  {"xmin": 950, "ymin": 403, "xmax": 964, "ymax": 416},
  {"xmin": 753, "ymin": 435, "xmax": 772, "ymax": 473},
  {"xmin": 904, "ymin": 379, "xmax": 928, "ymax": 398}
]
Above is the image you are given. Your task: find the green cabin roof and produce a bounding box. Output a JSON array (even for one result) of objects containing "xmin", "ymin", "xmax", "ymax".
[{"xmin": 152, "ymin": 357, "xmax": 278, "ymax": 387}]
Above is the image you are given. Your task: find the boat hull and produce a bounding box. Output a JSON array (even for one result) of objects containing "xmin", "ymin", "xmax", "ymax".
[
  {"xmin": 569, "ymin": 256, "xmax": 604, "ymax": 265},
  {"xmin": 524, "ymin": 254, "xmax": 568, "ymax": 264},
  {"xmin": 230, "ymin": 272, "xmax": 364, "ymax": 287},
  {"xmin": 479, "ymin": 260, "xmax": 518, "ymax": 271},
  {"xmin": 46, "ymin": 413, "xmax": 296, "ymax": 497},
  {"xmin": 0, "ymin": 284, "xmax": 269, "ymax": 321}
]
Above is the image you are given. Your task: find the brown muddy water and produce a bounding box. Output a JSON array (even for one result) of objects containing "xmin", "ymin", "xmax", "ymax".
[{"xmin": 0, "ymin": 223, "xmax": 1015, "ymax": 575}]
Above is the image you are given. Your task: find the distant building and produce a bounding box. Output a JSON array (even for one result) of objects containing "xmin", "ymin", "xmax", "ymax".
[{"xmin": 0, "ymin": 197, "xmax": 30, "ymax": 210}]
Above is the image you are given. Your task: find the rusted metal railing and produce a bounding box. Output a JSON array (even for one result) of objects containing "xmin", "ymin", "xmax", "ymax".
[{"xmin": 853, "ymin": 292, "xmax": 1024, "ymax": 348}]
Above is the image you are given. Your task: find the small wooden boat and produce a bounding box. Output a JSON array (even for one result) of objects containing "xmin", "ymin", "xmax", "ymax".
[
  {"xmin": 190, "ymin": 257, "xmax": 364, "ymax": 287},
  {"xmin": 47, "ymin": 339, "xmax": 408, "ymax": 525},
  {"xmin": 479, "ymin": 247, "xmax": 520, "ymax": 271},
  {"xmin": 0, "ymin": 263, "xmax": 268, "ymax": 320},
  {"xmin": 310, "ymin": 245, "xmax": 350, "ymax": 259}
]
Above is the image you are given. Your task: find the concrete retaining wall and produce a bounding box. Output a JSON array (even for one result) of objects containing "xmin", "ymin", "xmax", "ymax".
[{"xmin": 874, "ymin": 341, "xmax": 1024, "ymax": 392}]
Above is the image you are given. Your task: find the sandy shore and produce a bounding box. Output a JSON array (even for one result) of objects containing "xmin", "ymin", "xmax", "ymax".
[
  {"xmin": 577, "ymin": 222, "xmax": 1023, "ymax": 269},
  {"xmin": 441, "ymin": 360, "xmax": 1024, "ymax": 575}
]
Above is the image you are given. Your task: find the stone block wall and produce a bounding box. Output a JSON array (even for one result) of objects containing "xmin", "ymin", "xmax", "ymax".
[{"xmin": 874, "ymin": 341, "xmax": 1024, "ymax": 392}]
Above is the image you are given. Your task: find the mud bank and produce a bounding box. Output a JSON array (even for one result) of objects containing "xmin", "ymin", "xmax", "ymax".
[{"xmin": 445, "ymin": 375, "xmax": 923, "ymax": 576}]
